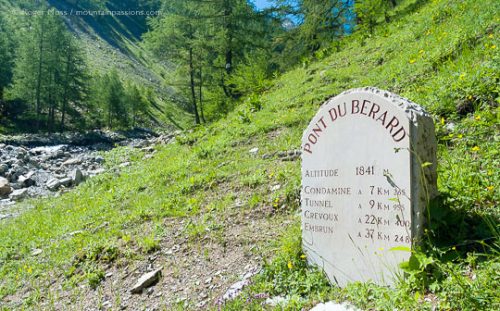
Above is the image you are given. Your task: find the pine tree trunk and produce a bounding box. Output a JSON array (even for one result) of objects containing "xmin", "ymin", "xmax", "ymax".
[
  {"xmin": 60, "ymin": 51, "xmax": 71, "ymax": 132},
  {"xmin": 199, "ymin": 66, "xmax": 206, "ymax": 123},
  {"xmin": 189, "ymin": 48, "xmax": 201, "ymax": 125},
  {"xmin": 108, "ymin": 104, "xmax": 112, "ymax": 128},
  {"xmin": 35, "ymin": 20, "xmax": 45, "ymax": 132}
]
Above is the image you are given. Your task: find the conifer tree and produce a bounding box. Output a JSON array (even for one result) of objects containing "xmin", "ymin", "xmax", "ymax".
[
  {"xmin": 0, "ymin": 13, "xmax": 14, "ymax": 104},
  {"xmin": 104, "ymin": 69, "xmax": 126, "ymax": 129},
  {"xmin": 10, "ymin": 8, "xmax": 88, "ymax": 131},
  {"xmin": 145, "ymin": 0, "xmax": 202, "ymax": 124}
]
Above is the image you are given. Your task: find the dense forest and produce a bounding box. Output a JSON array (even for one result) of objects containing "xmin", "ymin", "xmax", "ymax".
[{"xmin": 0, "ymin": 0, "xmax": 397, "ymax": 132}]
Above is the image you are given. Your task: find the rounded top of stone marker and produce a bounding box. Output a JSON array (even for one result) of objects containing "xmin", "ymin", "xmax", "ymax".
[{"xmin": 339, "ymin": 87, "xmax": 430, "ymax": 121}]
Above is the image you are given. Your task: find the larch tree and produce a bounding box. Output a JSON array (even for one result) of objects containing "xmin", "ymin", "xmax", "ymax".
[{"xmin": 10, "ymin": 8, "xmax": 88, "ymax": 132}]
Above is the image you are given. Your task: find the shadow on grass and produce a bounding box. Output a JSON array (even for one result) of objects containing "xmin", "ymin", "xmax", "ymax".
[{"xmin": 426, "ymin": 194, "xmax": 499, "ymax": 261}]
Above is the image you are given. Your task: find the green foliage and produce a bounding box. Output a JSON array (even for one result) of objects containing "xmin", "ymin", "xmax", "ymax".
[
  {"xmin": 89, "ymin": 69, "xmax": 151, "ymax": 129},
  {"xmin": 138, "ymin": 234, "xmax": 160, "ymax": 253},
  {"xmin": 0, "ymin": 12, "xmax": 14, "ymax": 101},
  {"xmin": 227, "ymin": 51, "xmax": 274, "ymax": 96},
  {"xmin": 354, "ymin": 0, "xmax": 391, "ymax": 34},
  {"xmin": 299, "ymin": 0, "xmax": 349, "ymax": 52},
  {"xmin": 0, "ymin": 0, "xmax": 186, "ymax": 133},
  {"xmin": 8, "ymin": 7, "xmax": 88, "ymax": 132},
  {"xmin": 145, "ymin": 0, "xmax": 278, "ymax": 124},
  {"xmin": 258, "ymin": 224, "xmax": 331, "ymax": 296}
]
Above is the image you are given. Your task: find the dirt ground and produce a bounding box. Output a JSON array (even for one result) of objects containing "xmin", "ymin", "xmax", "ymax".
[{"xmin": 33, "ymin": 203, "xmax": 295, "ymax": 310}]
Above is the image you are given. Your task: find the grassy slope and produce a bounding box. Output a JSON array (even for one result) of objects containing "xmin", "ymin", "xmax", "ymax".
[{"xmin": 0, "ymin": 0, "xmax": 499, "ymax": 309}]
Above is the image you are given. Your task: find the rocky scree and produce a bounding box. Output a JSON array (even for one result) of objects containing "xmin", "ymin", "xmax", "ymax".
[{"xmin": 0, "ymin": 130, "xmax": 176, "ymax": 219}]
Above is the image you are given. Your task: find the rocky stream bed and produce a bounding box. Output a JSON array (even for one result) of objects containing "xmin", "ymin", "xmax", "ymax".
[{"xmin": 0, "ymin": 129, "xmax": 175, "ymax": 220}]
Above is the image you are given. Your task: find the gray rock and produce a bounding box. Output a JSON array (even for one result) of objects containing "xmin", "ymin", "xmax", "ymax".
[
  {"xmin": 0, "ymin": 177, "xmax": 12, "ymax": 196},
  {"xmin": 0, "ymin": 163, "xmax": 8, "ymax": 174},
  {"xmin": 62, "ymin": 157, "xmax": 82, "ymax": 166},
  {"xmin": 130, "ymin": 268, "xmax": 162, "ymax": 294},
  {"xmin": 89, "ymin": 168, "xmax": 106, "ymax": 176},
  {"xmin": 46, "ymin": 178, "xmax": 61, "ymax": 191},
  {"xmin": 71, "ymin": 169, "xmax": 84, "ymax": 185},
  {"xmin": 270, "ymin": 184, "xmax": 281, "ymax": 191},
  {"xmin": 60, "ymin": 178, "xmax": 72, "ymax": 187},
  {"xmin": 310, "ymin": 302, "xmax": 360, "ymax": 311},
  {"xmin": 219, "ymin": 266, "xmax": 260, "ymax": 303},
  {"xmin": 9, "ymin": 188, "xmax": 28, "ymax": 201},
  {"xmin": 8, "ymin": 165, "xmax": 27, "ymax": 182},
  {"xmin": 94, "ymin": 156, "xmax": 105, "ymax": 164},
  {"xmin": 265, "ymin": 296, "xmax": 290, "ymax": 307},
  {"xmin": 249, "ymin": 147, "xmax": 259, "ymax": 155},
  {"xmin": 18, "ymin": 173, "xmax": 36, "ymax": 187},
  {"xmin": 31, "ymin": 248, "xmax": 43, "ymax": 256}
]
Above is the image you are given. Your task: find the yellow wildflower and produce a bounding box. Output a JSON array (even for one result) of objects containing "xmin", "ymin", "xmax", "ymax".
[
  {"xmin": 472, "ymin": 146, "xmax": 480, "ymax": 151},
  {"xmin": 475, "ymin": 115, "xmax": 481, "ymax": 121},
  {"xmin": 488, "ymin": 34, "xmax": 494, "ymax": 39},
  {"xmin": 287, "ymin": 261, "xmax": 293, "ymax": 269},
  {"xmin": 458, "ymin": 134, "xmax": 463, "ymax": 139},
  {"xmin": 440, "ymin": 117, "xmax": 445, "ymax": 125},
  {"xmin": 459, "ymin": 73, "xmax": 466, "ymax": 80},
  {"xmin": 452, "ymin": 246, "xmax": 456, "ymax": 250},
  {"xmin": 467, "ymin": 95, "xmax": 473, "ymax": 100},
  {"xmin": 491, "ymin": 45, "xmax": 497, "ymax": 49},
  {"xmin": 488, "ymin": 170, "xmax": 493, "ymax": 176},
  {"xmin": 409, "ymin": 59, "xmax": 416, "ymax": 64},
  {"xmin": 448, "ymin": 133, "xmax": 454, "ymax": 138},
  {"xmin": 486, "ymin": 186, "xmax": 494, "ymax": 191},
  {"xmin": 300, "ymin": 254, "xmax": 307, "ymax": 259},
  {"xmin": 419, "ymin": 49, "xmax": 424, "ymax": 54}
]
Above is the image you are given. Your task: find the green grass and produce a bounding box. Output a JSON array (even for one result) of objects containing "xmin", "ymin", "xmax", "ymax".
[{"xmin": 0, "ymin": 0, "xmax": 499, "ymax": 309}]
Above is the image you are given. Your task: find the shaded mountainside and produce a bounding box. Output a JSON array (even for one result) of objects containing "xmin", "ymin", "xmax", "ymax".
[
  {"xmin": 0, "ymin": 0, "xmax": 499, "ymax": 310},
  {"xmin": 0, "ymin": 0, "xmax": 192, "ymax": 130}
]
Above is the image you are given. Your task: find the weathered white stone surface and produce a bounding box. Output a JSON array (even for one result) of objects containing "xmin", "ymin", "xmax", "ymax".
[{"xmin": 301, "ymin": 87, "xmax": 437, "ymax": 287}]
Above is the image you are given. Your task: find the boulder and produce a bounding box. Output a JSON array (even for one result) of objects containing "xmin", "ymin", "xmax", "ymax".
[
  {"xmin": 60, "ymin": 177, "xmax": 72, "ymax": 187},
  {"xmin": 46, "ymin": 178, "xmax": 61, "ymax": 191},
  {"xmin": 62, "ymin": 157, "xmax": 82, "ymax": 166},
  {"xmin": 9, "ymin": 188, "xmax": 28, "ymax": 201},
  {"xmin": 94, "ymin": 156, "xmax": 105, "ymax": 164},
  {"xmin": 71, "ymin": 168, "xmax": 84, "ymax": 185},
  {"xmin": 0, "ymin": 163, "xmax": 8, "ymax": 174},
  {"xmin": 18, "ymin": 172, "xmax": 36, "ymax": 187},
  {"xmin": 0, "ymin": 177, "xmax": 12, "ymax": 196}
]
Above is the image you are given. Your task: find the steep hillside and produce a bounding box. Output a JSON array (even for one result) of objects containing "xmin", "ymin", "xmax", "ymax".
[
  {"xmin": 0, "ymin": 0, "xmax": 192, "ymax": 129},
  {"xmin": 0, "ymin": 0, "xmax": 498, "ymax": 310}
]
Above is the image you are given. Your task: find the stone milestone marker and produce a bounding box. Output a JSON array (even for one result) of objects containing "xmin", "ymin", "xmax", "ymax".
[{"xmin": 301, "ymin": 87, "xmax": 437, "ymax": 287}]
